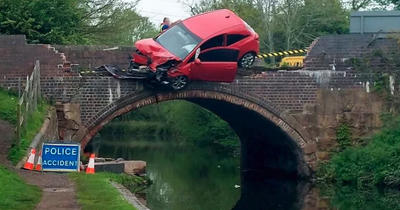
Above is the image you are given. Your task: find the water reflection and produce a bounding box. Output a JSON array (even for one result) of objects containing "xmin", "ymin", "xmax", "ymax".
[
  {"xmin": 233, "ymin": 172, "xmax": 311, "ymax": 210},
  {"xmin": 96, "ymin": 137, "xmax": 241, "ymax": 210},
  {"xmin": 94, "ymin": 136, "xmax": 400, "ymax": 210}
]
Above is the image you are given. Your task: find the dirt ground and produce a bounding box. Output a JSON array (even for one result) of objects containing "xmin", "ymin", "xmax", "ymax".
[{"xmin": 0, "ymin": 120, "xmax": 80, "ymax": 210}]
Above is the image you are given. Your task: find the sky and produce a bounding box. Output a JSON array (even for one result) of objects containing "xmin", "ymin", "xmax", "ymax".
[
  {"xmin": 134, "ymin": 0, "xmax": 192, "ymax": 25},
  {"xmin": 129, "ymin": 0, "xmax": 396, "ymax": 26}
]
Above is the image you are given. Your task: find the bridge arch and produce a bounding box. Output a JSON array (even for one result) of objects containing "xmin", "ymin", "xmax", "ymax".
[{"xmin": 77, "ymin": 82, "xmax": 314, "ymax": 178}]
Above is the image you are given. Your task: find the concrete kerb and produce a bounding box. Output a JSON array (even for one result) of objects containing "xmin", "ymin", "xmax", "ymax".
[
  {"xmin": 15, "ymin": 108, "xmax": 52, "ymax": 169},
  {"xmin": 111, "ymin": 181, "xmax": 150, "ymax": 210}
]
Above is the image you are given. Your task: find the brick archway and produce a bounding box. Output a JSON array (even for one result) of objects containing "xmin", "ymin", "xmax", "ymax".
[{"xmin": 76, "ymin": 82, "xmax": 315, "ymax": 177}]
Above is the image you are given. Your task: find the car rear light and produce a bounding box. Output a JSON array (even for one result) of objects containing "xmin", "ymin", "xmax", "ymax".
[{"xmin": 255, "ymin": 33, "xmax": 259, "ymax": 41}]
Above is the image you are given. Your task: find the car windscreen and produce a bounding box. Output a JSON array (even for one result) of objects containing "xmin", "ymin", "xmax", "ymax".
[{"xmin": 155, "ymin": 23, "xmax": 202, "ymax": 60}]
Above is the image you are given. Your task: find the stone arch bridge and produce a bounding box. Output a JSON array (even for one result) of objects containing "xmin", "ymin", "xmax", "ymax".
[{"xmin": 1, "ymin": 34, "xmax": 397, "ymax": 178}]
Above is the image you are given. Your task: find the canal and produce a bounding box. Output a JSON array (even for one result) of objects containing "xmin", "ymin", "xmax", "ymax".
[{"xmin": 94, "ymin": 135, "xmax": 400, "ymax": 210}]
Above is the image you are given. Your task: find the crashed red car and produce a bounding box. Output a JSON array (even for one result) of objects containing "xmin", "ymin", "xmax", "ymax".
[{"xmin": 129, "ymin": 9, "xmax": 259, "ymax": 90}]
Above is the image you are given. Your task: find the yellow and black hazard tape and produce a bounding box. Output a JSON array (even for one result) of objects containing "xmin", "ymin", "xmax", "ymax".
[{"xmin": 257, "ymin": 48, "xmax": 308, "ymax": 58}]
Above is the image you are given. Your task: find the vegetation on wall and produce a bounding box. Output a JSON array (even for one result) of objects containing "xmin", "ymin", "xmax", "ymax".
[{"xmin": 318, "ymin": 46, "xmax": 400, "ymax": 188}]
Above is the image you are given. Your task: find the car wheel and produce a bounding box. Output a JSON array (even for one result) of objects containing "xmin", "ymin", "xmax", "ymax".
[
  {"xmin": 170, "ymin": 75, "xmax": 188, "ymax": 90},
  {"xmin": 238, "ymin": 52, "xmax": 256, "ymax": 68}
]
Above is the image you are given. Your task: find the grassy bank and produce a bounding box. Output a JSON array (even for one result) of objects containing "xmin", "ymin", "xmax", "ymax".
[
  {"xmin": 0, "ymin": 88, "xmax": 45, "ymax": 209},
  {"xmin": 0, "ymin": 88, "xmax": 48, "ymax": 165},
  {"xmin": 318, "ymin": 116, "xmax": 400, "ymax": 188},
  {"xmin": 0, "ymin": 164, "xmax": 41, "ymax": 210},
  {"xmin": 69, "ymin": 172, "xmax": 150, "ymax": 210}
]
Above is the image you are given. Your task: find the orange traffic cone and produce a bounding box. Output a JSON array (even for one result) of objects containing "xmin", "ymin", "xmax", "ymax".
[
  {"xmin": 23, "ymin": 148, "xmax": 36, "ymax": 170},
  {"xmin": 35, "ymin": 151, "xmax": 42, "ymax": 171},
  {"xmin": 86, "ymin": 154, "xmax": 95, "ymax": 174}
]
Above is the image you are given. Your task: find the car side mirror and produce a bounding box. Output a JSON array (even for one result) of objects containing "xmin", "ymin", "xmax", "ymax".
[{"xmin": 194, "ymin": 58, "xmax": 201, "ymax": 65}]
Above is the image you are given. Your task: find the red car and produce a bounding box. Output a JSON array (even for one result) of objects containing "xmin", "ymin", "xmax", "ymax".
[{"xmin": 130, "ymin": 9, "xmax": 259, "ymax": 90}]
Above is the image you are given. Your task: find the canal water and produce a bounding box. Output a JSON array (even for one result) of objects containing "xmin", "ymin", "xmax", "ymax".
[{"xmin": 94, "ymin": 136, "xmax": 400, "ymax": 210}]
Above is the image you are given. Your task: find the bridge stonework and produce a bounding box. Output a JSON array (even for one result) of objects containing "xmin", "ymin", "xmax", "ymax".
[{"xmin": 0, "ymin": 34, "xmax": 396, "ymax": 177}]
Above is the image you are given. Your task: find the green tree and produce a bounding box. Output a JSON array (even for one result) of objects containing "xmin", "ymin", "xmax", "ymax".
[
  {"xmin": 79, "ymin": 0, "xmax": 159, "ymax": 45},
  {"xmin": 377, "ymin": 0, "xmax": 400, "ymax": 9},
  {"xmin": 0, "ymin": 0, "xmax": 88, "ymax": 44},
  {"xmin": 0, "ymin": 0, "xmax": 159, "ymax": 45}
]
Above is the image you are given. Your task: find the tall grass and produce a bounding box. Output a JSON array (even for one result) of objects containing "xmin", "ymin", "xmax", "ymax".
[{"xmin": 0, "ymin": 87, "xmax": 48, "ymax": 165}]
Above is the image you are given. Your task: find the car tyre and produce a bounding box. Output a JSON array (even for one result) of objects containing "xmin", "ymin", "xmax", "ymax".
[
  {"xmin": 238, "ymin": 52, "xmax": 256, "ymax": 68},
  {"xmin": 170, "ymin": 75, "xmax": 188, "ymax": 90}
]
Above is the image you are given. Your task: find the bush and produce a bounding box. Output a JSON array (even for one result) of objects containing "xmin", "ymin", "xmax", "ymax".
[{"xmin": 319, "ymin": 117, "xmax": 400, "ymax": 188}]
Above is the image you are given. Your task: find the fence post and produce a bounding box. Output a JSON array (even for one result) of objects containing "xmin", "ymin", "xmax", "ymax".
[
  {"xmin": 18, "ymin": 77, "xmax": 21, "ymax": 99},
  {"xmin": 29, "ymin": 73, "xmax": 33, "ymax": 115},
  {"xmin": 16, "ymin": 104, "xmax": 21, "ymax": 147},
  {"xmin": 24, "ymin": 75, "xmax": 29, "ymax": 128},
  {"xmin": 32, "ymin": 66, "xmax": 37, "ymax": 111},
  {"xmin": 36, "ymin": 60, "xmax": 41, "ymax": 101}
]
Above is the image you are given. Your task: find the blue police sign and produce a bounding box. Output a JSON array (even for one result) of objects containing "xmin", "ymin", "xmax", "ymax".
[{"xmin": 41, "ymin": 143, "xmax": 81, "ymax": 172}]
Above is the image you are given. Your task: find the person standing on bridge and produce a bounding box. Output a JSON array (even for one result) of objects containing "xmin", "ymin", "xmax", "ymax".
[
  {"xmin": 160, "ymin": 17, "xmax": 181, "ymax": 33},
  {"xmin": 160, "ymin": 17, "xmax": 170, "ymax": 32}
]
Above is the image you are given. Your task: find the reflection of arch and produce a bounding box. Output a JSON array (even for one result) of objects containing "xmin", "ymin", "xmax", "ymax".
[{"xmin": 77, "ymin": 83, "xmax": 314, "ymax": 177}]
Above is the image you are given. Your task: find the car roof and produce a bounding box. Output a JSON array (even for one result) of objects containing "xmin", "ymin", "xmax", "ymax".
[{"xmin": 182, "ymin": 9, "xmax": 244, "ymax": 39}]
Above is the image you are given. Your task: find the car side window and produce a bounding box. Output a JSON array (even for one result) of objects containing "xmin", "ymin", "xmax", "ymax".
[
  {"xmin": 227, "ymin": 34, "xmax": 248, "ymax": 46},
  {"xmin": 200, "ymin": 35, "xmax": 224, "ymax": 51},
  {"xmin": 198, "ymin": 49, "xmax": 239, "ymax": 62}
]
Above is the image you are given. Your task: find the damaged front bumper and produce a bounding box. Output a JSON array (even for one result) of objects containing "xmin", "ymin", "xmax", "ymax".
[{"xmin": 98, "ymin": 64, "xmax": 172, "ymax": 86}]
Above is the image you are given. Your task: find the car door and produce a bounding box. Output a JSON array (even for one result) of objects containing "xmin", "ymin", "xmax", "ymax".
[{"xmin": 190, "ymin": 46, "xmax": 240, "ymax": 82}]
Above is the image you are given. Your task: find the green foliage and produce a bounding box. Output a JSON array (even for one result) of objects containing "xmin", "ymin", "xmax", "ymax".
[
  {"xmin": 0, "ymin": 0, "xmax": 158, "ymax": 45},
  {"xmin": 101, "ymin": 100, "xmax": 240, "ymax": 155},
  {"xmin": 183, "ymin": 0, "xmax": 349, "ymax": 55},
  {"xmin": 101, "ymin": 121, "xmax": 173, "ymax": 137},
  {"xmin": 0, "ymin": 88, "xmax": 18, "ymax": 124},
  {"xmin": 8, "ymin": 101, "xmax": 48, "ymax": 165},
  {"xmin": 319, "ymin": 184, "xmax": 400, "ymax": 210},
  {"xmin": 336, "ymin": 122, "xmax": 352, "ymax": 152},
  {"xmin": 0, "ymin": 165, "xmax": 41, "ymax": 210},
  {"xmin": 0, "ymin": 88, "xmax": 48, "ymax": 165},
  {"xmin": 69, "ymin": 172, "xmax": 149, "ymax": 210},
  {"xmin": 318, "ymin": 116, "xmax": 400, "ymax": 188},
  {"xmin": 0, "ymin": 0, "xmax": 89, "ymax": 44}
]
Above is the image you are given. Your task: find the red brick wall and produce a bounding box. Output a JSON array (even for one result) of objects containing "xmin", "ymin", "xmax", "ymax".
[
  {"xmin": 53, "ymin": 45, "xmax": 135, "ymax": 70},
  {"xmin": 304, "ymin": 34, "xmax": 400, "ymax": 71},
  {"xmin": 0, "ymin": 35, "xmax": 77, "ymax": 80}
]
